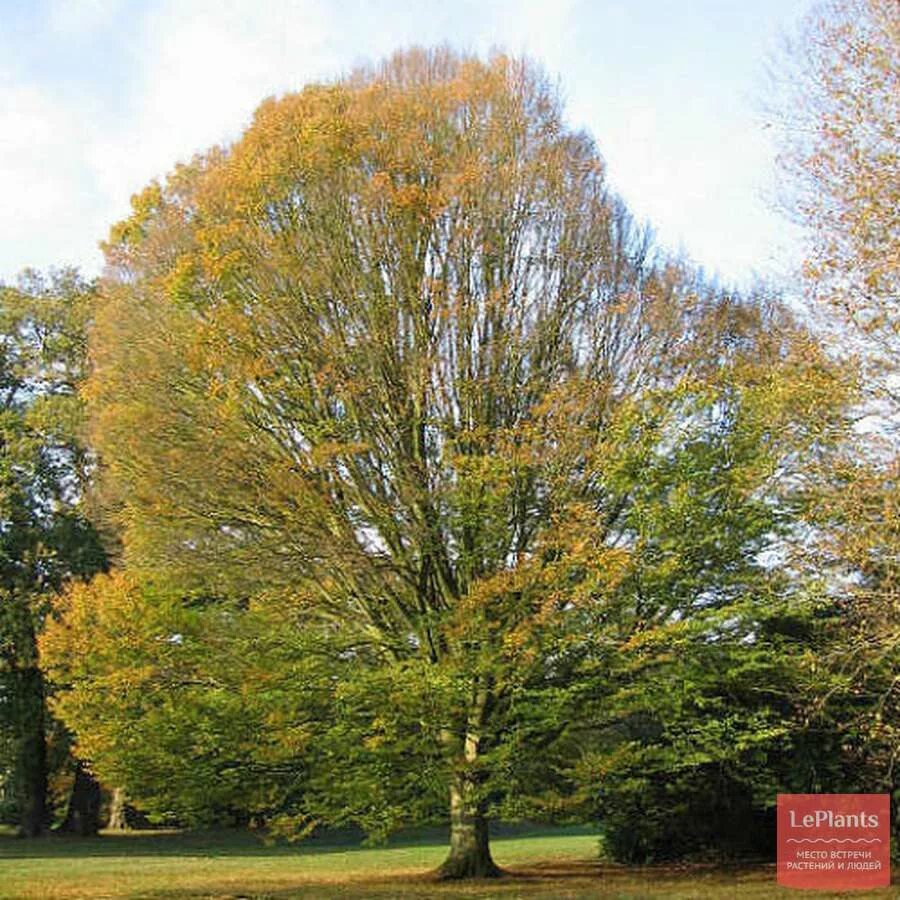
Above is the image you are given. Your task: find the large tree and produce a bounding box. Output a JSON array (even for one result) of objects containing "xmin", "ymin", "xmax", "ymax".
[
  {"xmin": 84, "ymin": 49, "xmax": 846, "ymax": 876},
  {"xmin": 0, "ymin": 269, "xmax": 106, "ymax": 836}
]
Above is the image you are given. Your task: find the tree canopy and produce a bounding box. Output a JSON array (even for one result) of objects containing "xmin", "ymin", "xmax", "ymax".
[{"xmin": 37, "ymin": 48, "xmax": 856, "ymax": 876}]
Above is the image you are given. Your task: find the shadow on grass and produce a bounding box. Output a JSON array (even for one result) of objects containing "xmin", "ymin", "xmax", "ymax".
[
  {"xmin": 0, "ymin": 822, "xmax": 598, "ymax": 861},
  {"xmin": 141, "ymin": 860, "xmax": 782, "ymax": 900}
]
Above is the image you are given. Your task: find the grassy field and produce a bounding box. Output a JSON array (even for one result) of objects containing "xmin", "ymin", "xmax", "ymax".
[{"xmin": 0, "ymin": 825, "xmax": 895, "ymax": 899}]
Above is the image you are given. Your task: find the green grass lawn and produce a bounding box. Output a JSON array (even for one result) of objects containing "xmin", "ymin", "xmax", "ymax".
[{"xmin": 0, "ymin": 825, "xmax": 894, "ymax": 899}]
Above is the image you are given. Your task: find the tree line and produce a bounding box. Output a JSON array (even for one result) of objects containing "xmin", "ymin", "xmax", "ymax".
[{"xmin": 1, "ymin": 0, "xmax": 897, "ymax": 880}]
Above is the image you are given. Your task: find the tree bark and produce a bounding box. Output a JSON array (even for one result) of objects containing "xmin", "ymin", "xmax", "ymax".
[
  {"xmin": 436, "ymin": 772, "xmax": 500, "ymax": 879},
  {"xmin": 106, "ymin": 787, "xmax": 150, "ymax": 830},
  {"xmin": 59, "ymin": 762, "xmax": 102, "ymax": 836},
  {"xmin": 436, "ymin": 681, "xmax": 500, "ymax": 880},
  {"xmin": 14, "ymin": 664, "xmax": 48, "ymax": 838},
  {"xmin": 106, "ymin": 787, "xmax": 129, "ymax": 831}
]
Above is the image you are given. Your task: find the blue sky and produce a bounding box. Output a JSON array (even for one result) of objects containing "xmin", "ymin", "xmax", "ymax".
[{"xmin": 0, "ymin": 0, "xmax": 811, "ymax": 286}]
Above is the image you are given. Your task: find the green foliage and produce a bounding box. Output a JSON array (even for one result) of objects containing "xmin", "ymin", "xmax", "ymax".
[
  {"xmin": 44, "ymin": 577, "xmax": 319, "ymax": 826},
  {"xmin": 46, "ymin": 339, "xmax": 851, "ymax": 847},
  {"xmin": 0, "ymin": 268, "xmax": 107, "ymax": 832},
  {"xmin": 793, "ymin": 458, "xmax": 900, "ymax": 847}
]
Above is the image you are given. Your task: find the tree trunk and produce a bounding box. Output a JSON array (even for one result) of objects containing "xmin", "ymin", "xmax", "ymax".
[
  {"xmin": 106, "ymin": 787, "xmax": 129, "ymax": 831},
  {"xmin": 59, "ymin": 762, "xmax": 102, "ymax": 836},
  {"xmin": 106, "ymin": 787, "xmax": 149, "ymax": 829},
  {"xmin": 436, "ymin": 773, "xmax": 500, "ymax": 879},
  {"xmin": 14, "ymin": 664, "xmax": 48, "ymax": 838},
  {"xmin": 436, "ymin": 677, "xmax": 499, "ymax": 879}
]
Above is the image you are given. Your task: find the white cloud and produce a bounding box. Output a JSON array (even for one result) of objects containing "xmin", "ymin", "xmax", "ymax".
[
  {"xmin": 490, "ymin": 0, "xmax": 578, "ymax": 67},
  {"xmin": 135, "ymin": 0, "xmax": 335, "ymax": 156},
  {"xmin": 95, "ymin": 0, "xmax": 339, "ymax": 245},
  {"xmin": 0, "ymin": 71, "xmax": 101, "ymax": 275},
  {"xmin": 0, "ymin": 1, "xmax": 811, "ymax": 285},
  {"xmin": 1, "ymin": 0, "xmax": 338, "ymax": 280}
]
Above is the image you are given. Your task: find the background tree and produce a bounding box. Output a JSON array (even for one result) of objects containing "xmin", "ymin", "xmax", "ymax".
[
  {"xmin": 775, "ymin": 0, "xmax": 900, "ymax": 837},
  {"xmin": 83, "ymin": 48, "xmax": 849, "ymax": 876},
  {"xmin": 775, "ymin": 0, "xmax": 898, "ymax": 408},
  {"xmin": 795, "ymin": 457, "xmax": 900, "ymax": 845},
  {"xmin": 42, "ymin": 573, "xmax": 322, "ymax": 830},
  {"xmin": 0, "ymin": 269, "xmax": 107, "ymax": 837}
]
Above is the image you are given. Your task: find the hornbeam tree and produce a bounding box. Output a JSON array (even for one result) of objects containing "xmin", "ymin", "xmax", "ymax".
[{"xmin": 84, "ymin": 49, "xmax": 847, "ymax": 877}]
